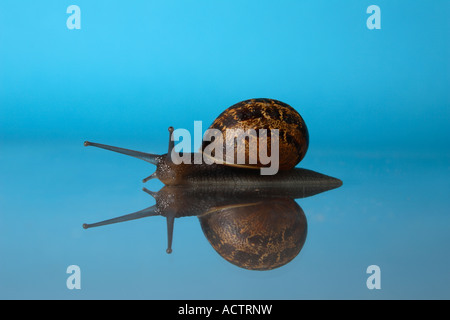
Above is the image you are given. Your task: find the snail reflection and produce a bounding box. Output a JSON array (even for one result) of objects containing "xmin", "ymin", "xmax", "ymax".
[{"xmin": 83, "ymin": 169, "xmax": 342, "ymax": 271}]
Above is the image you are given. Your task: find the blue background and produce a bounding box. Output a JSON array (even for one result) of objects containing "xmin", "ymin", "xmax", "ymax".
[{"xmin": 0, "ymin": 0, "xmax": 449, "ymax": 299}]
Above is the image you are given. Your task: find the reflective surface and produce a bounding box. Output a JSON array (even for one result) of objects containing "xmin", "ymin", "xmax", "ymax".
[{"xmin": 0, "ymin": 142, "xmax": 449, "ymax": 299}]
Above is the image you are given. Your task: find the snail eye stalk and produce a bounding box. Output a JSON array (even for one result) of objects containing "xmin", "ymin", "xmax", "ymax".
[
  {"xmin": 167, "ymin": 126, "xmax": 175, "ymax": 162},
  {"xmin": 82, "ymin": 205, "xmax": 159, "ymax": 229},
  {"xmin": 83, "ymin": 141, "xmax": 161, "ymax": 165}
]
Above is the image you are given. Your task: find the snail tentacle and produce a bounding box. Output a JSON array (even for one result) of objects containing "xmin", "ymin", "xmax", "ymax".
[
  {"xmin": 142, "ymin": 172, "xmax": 158, "ymax": 183},
  {"xmin": 83, "ymin": 205, "xmax": 159, "ymax": 229},
  {"xmin": 84, "ymin": 141, "xmax": 161, "ymax": 165},
  {"xmin": 166, "ymin": 215, "xmax": 175, "ymax": 254}
]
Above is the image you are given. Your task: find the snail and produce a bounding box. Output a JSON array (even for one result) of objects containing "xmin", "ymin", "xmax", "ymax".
[
  {"xmin": 83, "ymin": 174, "xmax": 341, "ymax": 269},
  {"xmin": 84, "ymin": 98, "xmax": 313, "ymax": 185}
]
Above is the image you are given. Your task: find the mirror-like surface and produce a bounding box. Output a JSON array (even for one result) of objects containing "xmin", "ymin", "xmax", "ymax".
[{"xmin": 0, "ymin": 142, "xmax": 448, "ymax": 299}]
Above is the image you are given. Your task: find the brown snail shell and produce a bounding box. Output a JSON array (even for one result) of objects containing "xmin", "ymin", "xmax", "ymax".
[
  {"xmin": 199, "ymin": 197, "xmax": 307, "ymax": 271},
  {"xmin": 201, "ymin": 98, "xmax": 309, "ymax": 171}
]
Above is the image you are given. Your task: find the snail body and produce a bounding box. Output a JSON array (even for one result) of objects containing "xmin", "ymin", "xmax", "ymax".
[
  {"xmin": 84, "ymin": 98, "xmax": 314, "ymax": 186},
  {"xmin": 83, "ymin": 183, "xmax": 328, "ymax": 268}
]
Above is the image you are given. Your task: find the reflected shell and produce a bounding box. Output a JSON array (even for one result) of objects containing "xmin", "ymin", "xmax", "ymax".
[{"xmin": 199, "ymin": 198, "xmax": 307, "ymax": 270}]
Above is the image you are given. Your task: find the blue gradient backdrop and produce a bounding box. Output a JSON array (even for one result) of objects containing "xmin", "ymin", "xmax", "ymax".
[{"xmin": 0, "ymin": 1, "xmax": 449, "ymax": 299}]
